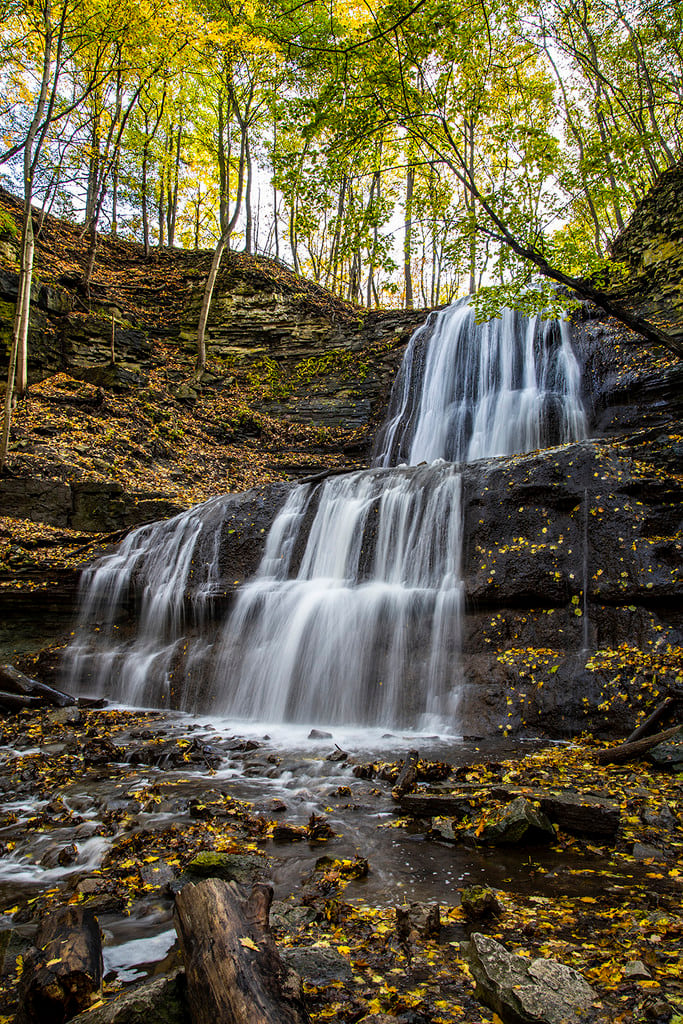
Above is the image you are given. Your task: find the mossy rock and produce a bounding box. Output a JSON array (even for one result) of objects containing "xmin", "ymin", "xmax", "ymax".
[{"xmin": 185, "ymin": 851, "xmax": 269, "ymax": 883}]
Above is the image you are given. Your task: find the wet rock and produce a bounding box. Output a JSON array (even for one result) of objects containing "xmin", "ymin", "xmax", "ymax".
[
  {"xmin": 459, "ymin": 886, "xmax": 502, "ymax": 921},
  {"xmin": 281, "ymin": 944, "xmax": 353, "ymax": 986},
  {"xmin": 477, "ymin": 797, "xmax": 555, "ymax": 845},
  {"xmin": 428, "ymin": 817, "xmax": 458, "ymax": 842},
  {"xmin": 77, "ymin": 877, "xmax": 106, "ymax": 896},
  {"xmin": 0, "ymin": 928, "xmax": 32, "ymax": 977},
  {"xmin": 272, "ymin": 823, "xmax": 307, "ymax": 842},
  {"xmin": 463, "ymin": 932, "xmax": 597, "ymax": 1024},
  {"xmin": 185, "ymin": 851, "xmax": 268, "ymax": 883},
  {"xmin": 266, "ymin": 798, "xmax": 288, "ymax": 813},
  {"xmin": 632, "ymin": 842, "xmax": 668, "ymax": 862},
  {"xmin": 70, "ymin": 968, "xmax": 188, "ymax": 1024},
  {"xmin": 308, "ymin": 729, "xmax": 332, "ymax": 740},
  {"xmin": 326, "ymin": 747, "xmax": 348, "ymax": 762},
  {"xmin": 47, "ymin": 706, "xmax": 82, "ymax": 727},
  {"xmin": 57, "ymin": 843, "xmax": 78, "ymax": 866},
  {"xmin": 83, "ymin": 737, "xmax": 125, "ymax": 766},
  {"xmin": 538, "ymin": 791, "xmax": 620, "ymax": 837},
  {"xmin": 624, "ymin": 960, "xmax": 652, "ymax": 981},
  {"xmin": 405, "ymin": 902, "xmax": 440, "ymax": 938},
  {"xmin": 270, "ymin": 901, "xmax": 317, "ymax": 933},
  {"xmin": 648, "ymin": 730, "xmax": 683, "ymax": 769},
  {"xmin": 187, "ymin": 738, "xmax": 222, "ymax": 767},
  {"xmin": 140, "ymin": 860, "xmax": 176, "ymax": 889},
  {"xmin": 126, "ymin": 741, "xmax": 187, "ymax": 768}
]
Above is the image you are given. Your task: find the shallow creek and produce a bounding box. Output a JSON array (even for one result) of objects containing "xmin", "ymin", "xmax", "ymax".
[{"xmin": 0, "ymin": 711, "xmax": 649, "ymax": 985}]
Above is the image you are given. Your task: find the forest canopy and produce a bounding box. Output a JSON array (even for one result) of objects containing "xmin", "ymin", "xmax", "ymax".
[{"xmin": 1, "ymin": 0, "xmax": 680, "ymax": 310}]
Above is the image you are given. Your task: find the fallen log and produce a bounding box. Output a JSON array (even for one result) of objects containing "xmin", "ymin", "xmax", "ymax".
[
  {"xmin": 174, "ymin": 879, "xmax": 311, "ymax": 1024},
  {"xmin": 0, "ymin": 691, "xmax": 42, "ymax": 712},
  {"xmin": 596, "ymin": 724, "xmax": 682, "ymax": 765},
  {"xmin": 626, "ymin": 697, "xmax": 679, "ymax": 744},
  {"xmin": 0, "ymin": 664, "xmax": 76, "ymax": 708},
  {"xmin": 20, "ymin": 906, "xmax": 103, "ymax": 1024}
]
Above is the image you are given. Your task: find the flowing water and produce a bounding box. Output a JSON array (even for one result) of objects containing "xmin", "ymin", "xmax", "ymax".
[
  {"xmin": 5, "ymin": 301, "xmax": 594, "ymax": 982},
  {"xmin": 64, "ymin": 300, "xmax": 586, "ymax": 727}
]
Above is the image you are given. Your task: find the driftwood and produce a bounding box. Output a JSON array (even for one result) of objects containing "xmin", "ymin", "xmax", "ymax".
[
  {"xmin": 596, "ymin": 723, "xmax": 682, "ymax": 765},
  {"xmin": 0, "ymin": 664, "xmax": 75, "ymax": 708},
  {"xmin": 392, "ymin": 749, "xmax": 419, "ymax": 800},
  {"xmin": 20, "ymin": 906, "xmax": 103, "ymax": 1024},
  {"xmin": 174, "ymin": 879, "xmax": 310, "ymax": 1024},
  {"xmin": 0, "ymin": 691, "xmax": 42, "ymax": 712},
  {"xmin": 626, "ymin": 697, "xmax": 679, "ymax": 744}
]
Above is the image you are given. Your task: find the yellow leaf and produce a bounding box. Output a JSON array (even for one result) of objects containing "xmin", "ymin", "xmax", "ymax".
[{"xmin": 239, "ymin": 937, "xmax": 259, "ymax": 951}]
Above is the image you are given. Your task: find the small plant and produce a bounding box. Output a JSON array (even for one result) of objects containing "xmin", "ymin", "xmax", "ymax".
[{"xmin": 0, "ymin": 210, "xmax": 18, "ymax": 241}]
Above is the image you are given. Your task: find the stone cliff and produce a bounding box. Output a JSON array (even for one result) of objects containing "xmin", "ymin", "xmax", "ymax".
[{"xmin": 1, "ymin": 174, "xmax": 682, "ymax": 738}]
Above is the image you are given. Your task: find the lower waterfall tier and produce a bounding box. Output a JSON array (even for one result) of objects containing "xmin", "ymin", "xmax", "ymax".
[
  {"xmin": 63, "ymin": 439, "xmax": 683, "ymax": 737},
  {"xmin": 65, "ymin": 464, "xmax": 464, "ymax": 727}
]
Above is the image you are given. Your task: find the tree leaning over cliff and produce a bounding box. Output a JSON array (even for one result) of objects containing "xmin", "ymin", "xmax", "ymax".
[{"xmin": 266, "ymin": 0, "xmax": 683, "ymax": 353}]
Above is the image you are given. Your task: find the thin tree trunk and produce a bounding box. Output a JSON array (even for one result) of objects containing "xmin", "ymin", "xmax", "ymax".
[
  {"xmin": 158, "ymin": 183, "xmax": 165, "ymax": 248},
  {"xmin": 196, "ymin": 124, "xmax": 247, "ymax": 373},
  {"xmin": 142, "ymin": 140, "xmax": 150, "ymax": 256},
  {"xmin": 244, "ymin": 134, "xmax": 253, "ymax": 254},
  {"xmin": 194, "ymin": 187, "xmax": 201, "ymax": 250},
  {"xmin": 330, "ymin": 174, "xmax": 347, "ymax": 293},
  {"xmin": 111, "ymin": 152, "xmax": 118, "ymax": 237},
  {"xmin": 404, "ymin": 163, "xmax": 414, "ymax": 309},
  {"xmin": 0, "ymin": 211, "xmax": 34, "ymax": 469},
  {"xmin": 272, "ymin": 118, "xmax": 279, "ymax": 259}
]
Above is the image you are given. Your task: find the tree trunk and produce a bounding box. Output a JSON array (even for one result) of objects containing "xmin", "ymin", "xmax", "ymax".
[
  {"xmin": 245, "ymin": 134, "xmax": 253, "ymax": 254},
  {"xmin": 14, "ymin": 204, "xmax": 34, "ymax": 398},
  {"xmin": 404, "ymin": 163, "xmax": 414, "ymax": 309},
  {"xmin": 330, "ymin": 174, "xmax": 347, "ymax": 294},
  {"xmin": 158, "ymin": 182, "xmax": 165, "ymax": 248},
  {"xmin": 111, "ymin": 151, "xmax": 118, "ymax": 237},
  {"xmin": 596, "ymin": 724, "xmax": 682, "ymax": 765},
  {"xmin": 20, "ymin": 907, "xmax": 103, "ymax": 1024},
  {"xmin": 174, "ymin": 880, "xmax": 310, "ymax": 1024},
  {"xmin": 272, "ymin": 118, "xmax": 279, "ymax": 258},
  {"xmin": 142, "ymin": 141, "xmax": 150, "ymax": 256}
]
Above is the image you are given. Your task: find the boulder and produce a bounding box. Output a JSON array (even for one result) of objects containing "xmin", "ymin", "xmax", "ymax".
[
  {"xmin": 281, "ymin": 944, "xmax": 353, "ymax": 986},
  {"xmin": 459, "ymin": 886, "xmax": 502, "ymax": 921},
  {"xmin": 538, "ymin": 792, "xmax": 620, "ymax": 838},
  {"xmin": 648, "ymin": 730, "xmax": 683, "ymax": 769},
  {"xmin": 477, "ymin": 797, "xmax": 555, "ymax": 845},
  {"xmin": 70, "ymin": 970, "xmax": 188, "ymax": 1024},
  {"xmin": 463, "ymin": 932, "xmax": 598, "ymax": 1024}
]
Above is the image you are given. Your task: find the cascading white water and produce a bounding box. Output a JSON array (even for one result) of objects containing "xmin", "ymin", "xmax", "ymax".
[
  {"xmin": 64, "ymin": 300, "xmax": 586, "ymax": 727},
  {"xmin": 375, "ymin": 299, "xmax": 585, "ymax": 466},
  {"xmin": 212, "ymin": 465, "xmax": 463, "ymax": 726}
]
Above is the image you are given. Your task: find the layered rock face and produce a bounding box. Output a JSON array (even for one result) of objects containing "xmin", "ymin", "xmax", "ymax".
[
  {"xmin": 2, "ymin": 177, "xmax": 682, "ymax": 737},
  {"xmin": 64, "ymin": 300, "xmax": 683, "ymax": 738}
]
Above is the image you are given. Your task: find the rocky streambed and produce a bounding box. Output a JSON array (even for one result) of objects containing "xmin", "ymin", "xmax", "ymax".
[{"xmin": 0, "ymin": 702, "xmax": 681, "ymax": 1024}]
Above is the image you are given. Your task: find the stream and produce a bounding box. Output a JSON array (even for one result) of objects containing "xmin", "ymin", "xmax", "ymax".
[{"xmin": 0, "ymin": 710, "xmax": 658, "ymax": 986}]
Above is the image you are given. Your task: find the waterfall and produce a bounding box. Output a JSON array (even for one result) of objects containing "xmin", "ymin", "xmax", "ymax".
[
  {"xmin": 64, "ymin": 300, "xmax": 586, "ymax": 727},
  {"xmin": 374, "ymin": 299, "xmax": 585, "ymax": 466}
]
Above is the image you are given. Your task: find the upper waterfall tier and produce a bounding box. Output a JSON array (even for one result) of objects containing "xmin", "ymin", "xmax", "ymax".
[{"xmin": 374, "ymin": 300, "xmax": 586, "ymax": 467}]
